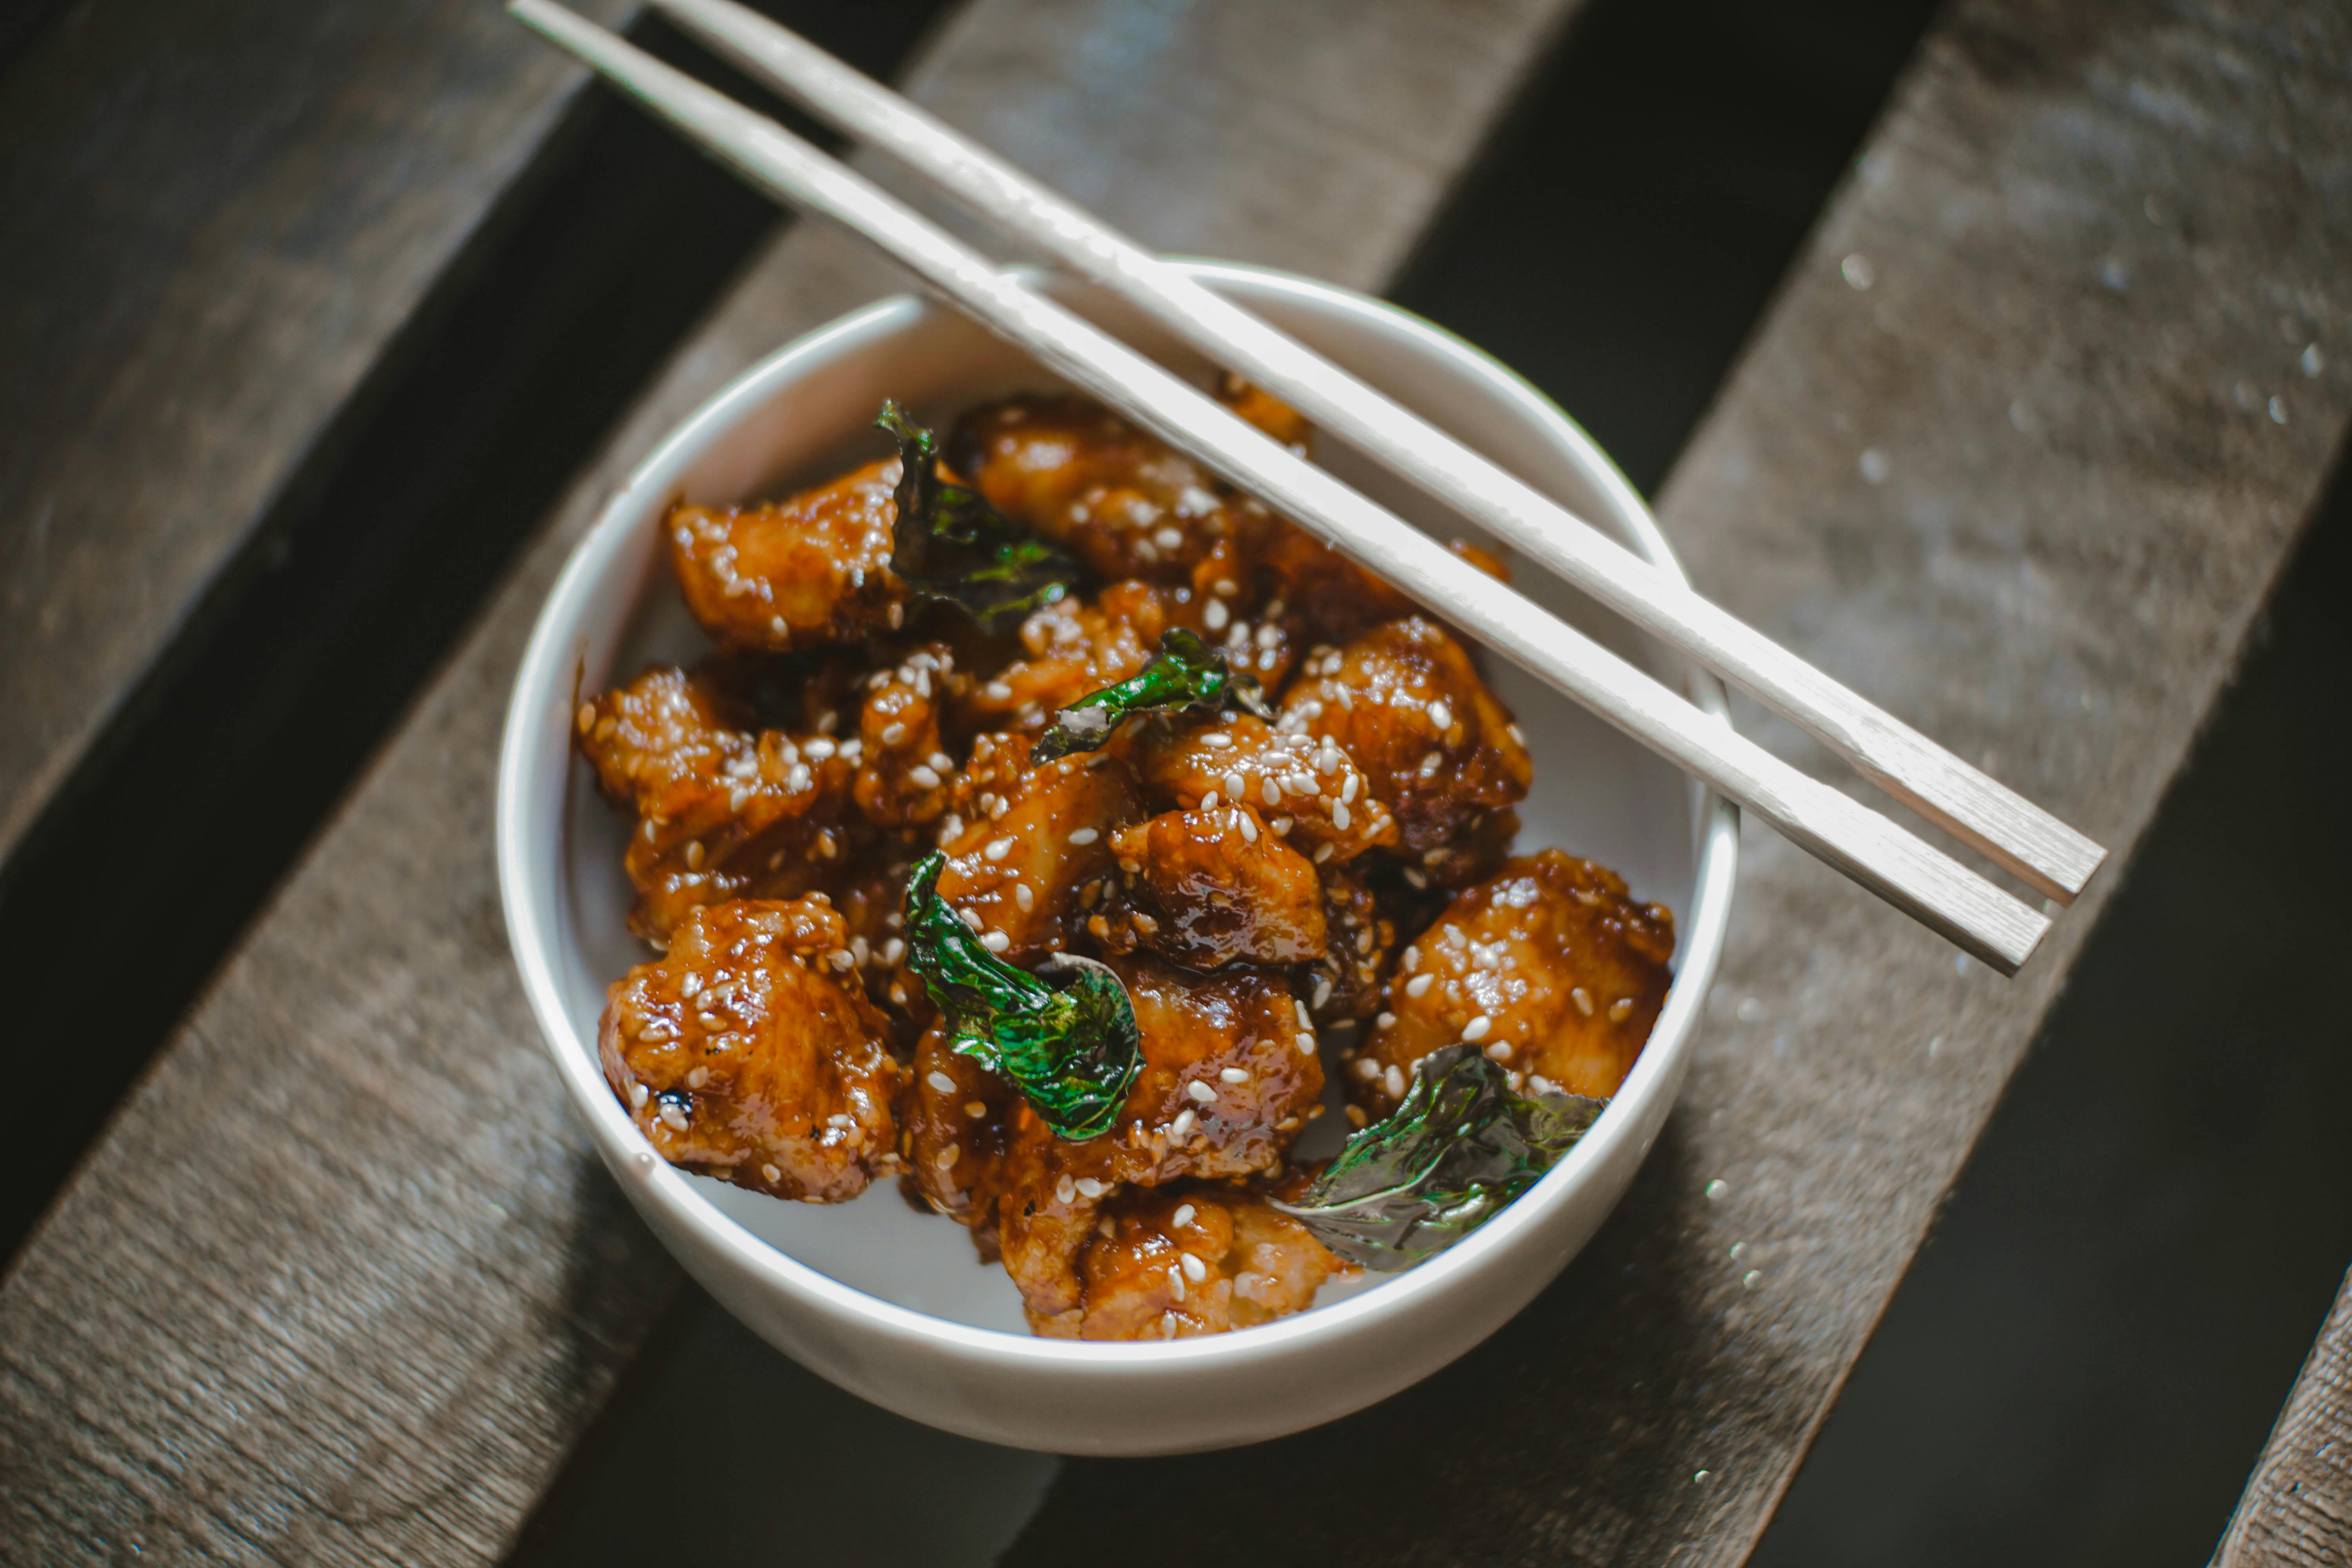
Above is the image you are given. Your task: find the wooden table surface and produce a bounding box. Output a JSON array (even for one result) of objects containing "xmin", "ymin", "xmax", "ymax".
[{"xmin": 2, "ymin": 0, "xmax": 2349, "ymax": 1563}]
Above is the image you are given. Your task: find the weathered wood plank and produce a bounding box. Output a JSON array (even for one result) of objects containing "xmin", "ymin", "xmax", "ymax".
[
  {"xmin": 0, "ymin": 1, "xmax": 1579, "ymax": 1561},
  {"xmin": 2219, "ymin": 1267, "xmax": 2352, "ymax": 1567},
  {"xmin": 0, "ymin": 0, "xmax": 630, "ymax": 872},
  {"xmin": 999, "ymin": 0, "xmax": 2352, "ymax": 1562}
]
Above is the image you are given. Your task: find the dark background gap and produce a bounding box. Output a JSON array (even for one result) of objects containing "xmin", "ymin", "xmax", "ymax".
[
  {"xmin": 0, "ymin": 0, "xmax": 953, "ymax": 1265},
  {"xmin": 508, "ymin": 0, "xmax": 1957, "ymax": 1563}
]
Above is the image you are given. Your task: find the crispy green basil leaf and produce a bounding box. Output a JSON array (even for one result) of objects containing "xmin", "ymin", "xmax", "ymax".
[
  {"xmin": 901, "ymin": 850, "xmax": 1140, "ymax": 1140},
  {"xmin": 1274, "ymin": 1045, "xmax": 1606, "ymax": 1270},
  {"xmin": 878, "ymin": 401, "xmax": 1081, "ymax": 631},
  {"xmin": 1031, "ymin": 627, "xmax": 1273, "ymax": 764}
]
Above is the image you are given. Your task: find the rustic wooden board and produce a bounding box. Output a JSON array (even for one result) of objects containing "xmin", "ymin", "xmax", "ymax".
[
  {"xmin": 998, "ymin": 0, "xmax": 2352, "ymax": 1562},
  {"xmin": 0, "ymin": 1, "xmax": 1579, "ymax": 1561},
  {"xmin": 2219, "ymin": 1267, "xmax": 2352, "ymax": 1566},
  {"xmin": 0, "ymin": 0, "xmax": 630, "ymax": 873}
]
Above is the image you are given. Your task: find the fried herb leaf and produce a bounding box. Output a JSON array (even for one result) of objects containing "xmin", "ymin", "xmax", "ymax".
[
  {"xmin": 1274, "ymin": 1045, "xmax": 1606, "ymax": 1270},
  {"xmin": 878, "ymin": 401, "xmax": 1081, "ymax": 631},
  {"xmin": 901, "ymin": 850, "xmax": 1140, "ymax": 1139},
  {"xmin": 1031, "ymin": 627, "xmax": 1274, "ymax": 764}
]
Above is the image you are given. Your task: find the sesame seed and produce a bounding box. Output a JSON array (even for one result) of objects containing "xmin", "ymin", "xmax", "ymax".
[
  {"xmin": 989, "ymin": 796, "xmax": 1009, "ymax": 820},
  {"xmin": 1295, "ymin": 1032, "xmax": 1317, "ymax": 1055},
  {"xmin": 762, "ymin": 1163, "xmax": 782, "ymax": 1183},
  {"xmin": 982, "ymin": 931, "xmax": 1012, "ymax": 953},
  {"xmin": 927, "ymin": 751, "xmax": 953, "ymax": 773},
  {"xmin": 984, "ymin": 681, "xmax": 1013, "ymax": 701},
  {"xmin": 1167, "ymin": 1265, "xmax": 1187, "ymax": 1302},
  {"xmin": 1428, "ymin": 700, "xmax": 1452, "ymax": 730},
  {"xmin": 628, "ymin": 1080, "xmax": 649, "ymax": 1109},
  {"xmin": 1376, "ymin": 1011, "xmax": 1397, "ymax": 1029},
  {"xmin": 1403, "ymin": 868, "xmax": 1427, "ymax": 889},
  {"xmin": 1506, "ymin": 722, "xmax": 1526, "ymax": 745},
  {"xmin": 1130, "ymin": 910, "xmax": 1160, "ymax": 937},
  {"xmin": 1154, "ymin": 525, "xmax": 1185, "ymax": 551},
  {"xmin": 1384, "ymin": 1064, "xmax": 1406, "ymax": 1098},
  {"xmin": 682, "ymin": 840, "xmax": 705, "ymax": 870},
  {"xmin": 1221, "ymin": 1066, "xmax": 1250, "ymax": 1083},
  {"xmin": 1313, "ymin": 842, "xmax": 1335, "ymax": 863},
  {"xmin": 1261, "ymin": 778, "xmax": 1283, "ymax": 806},
  {"xmin": 927, "ymin": 1071, "xmax": 958, "ymax": 1094},
  {"xmin": 887, "ymin": 602, "xmax": 905, "ymax": 628},
  {"xmin": 1067, "ymin": 827, "xmax": 1099, "ymax": 845},
  {"xmin": 936, "ymin": 1145, "xmax": 960, "ymax": 1170},
  {"xmin": 1200, "ymin": 790, "xmax": 1220, "ymax": 811},
  {"xmin": 908, "ymin": 764, "xmax": 943, "ymax": 789},
  {"xmin": 659, "ymin": 1102, "xmax": 690, "ymax": 1131},
  {"xmin": 1203, "ymin": 599, "xmax": 1230, "ymax": 631},
  {"xmin": 984, "ymin": 837, "xmax": 1013, "ymax": 861},
  {"xmin": 1485, "ymin": 1041, "xmax": 1514, "ymax": 1062},
  {"xmin": 960, "ymin": 907, "xmax": 984, "ymax": 931},
  {"xmin": 1236, "ymin": 812, "xmax": 1259, "ymax": 844},
  {"xmin": 1354, "ymin": 1058, "xmax": 1379, "ymax": 1079},
  {"xmin": 1056, "ymin": 1174, "xmax": 1076, "ymax": 1204},
  {"xmin": 1014, "ymin": 882, "xmax": 1034, "ymax": 911},
  {"xmin": 1181, "ymin": 1252, "xmax": 1207, "ymax": 1282},
  {"xmin": 788, "ymin": 762, "xmax": 814, "ymax": 793},
  {"xmin": 1406, "ymin": 973, "xmax": 1434, "ymax": 998},
  {"xmin": 883, "ymin": 938, "xmax": 904, "ymax": 965},
  {"xmin": 1463, "ymin": 1014, "xmax": 1493, "ymax": 1041},
  {"xmin": 1573, "ymin": 986, "xmax": 1596, "ymax": 1016},
  {"xmin": 1312, "ymin": 976, "xmax": 1333, "ymax": 1008},
  {"xmin": 1172, "ymin": 1202, "xmax": 1196, "ymax": 1228},
  {"xmin": 1171, "ymin": 1108, "xmax": 1196, "ymax": 1140},
  {"xmin": 827, "ymin": 949, "xmax": 856, "ymax": 971},
  {"xmin": 1185, "ymin": 1079, "xmax": 1216, "ymax": 1103},
  {"xmin": 1331, "ymin": 800, "xmax": 1351, "ymax": 831},
  {"xmin": 802, "ymin": 737, "xmax": 836, "ymax": 760},
  {"xmin": 965, "ymin": 1101, "xmax": 987, "ymax": 1118},
  {"xmin": 1610, "ymin": 997, "xmax": 1635, "ymax": 1022},
  {"xmin": 1077, "ymin": 1176, "xmax": 1108, "ymax": 1198},
  {"xmin": 880, "ymin": 722, "xmax": 907, "ymax": 746}
]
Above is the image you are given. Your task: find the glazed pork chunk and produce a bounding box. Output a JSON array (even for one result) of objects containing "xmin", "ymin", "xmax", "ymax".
[
  {"xmin": 578, "ymin": 665, "xmax": 858, "ymax": 943},
  {"xmin": 668, "ymin": 456, "xmax": 907, "ymax": 652},
  {"xmin": 951, "ymin": 955, "xmax": 1323, "ymax": 1325},
  {"xmin": 1043, "ymin": 1185, "xmax": 1346, "ymax": 1340},
  {"xmin": 1108, "ymin": 806, "xmax": 1327, "ymax": 969},
  {"xmin": 934, "ymin": 736, "xmax": 1141, "ymax": 962},
  {"xmin": 1350, "ymin": 849, "xmax": 1674, "ymax": 1112},
  {"xmin": 1281, "ymin": 615, "xmax": 1532, "ymax": 878},
  {"xmin": 948, "ymin": 393, "xmax": 1237, "ymax": 583},
  {"xmin": 1134, "ymin": 712, "xmax": 1396, "ymax": 862},
  {"xmin": 959, "ymin": 582, "xmax": 1180, "ymax": 735},
  {"xmin": 601, "ymin": 898, "xmax": 902, "ymax": 1201}
]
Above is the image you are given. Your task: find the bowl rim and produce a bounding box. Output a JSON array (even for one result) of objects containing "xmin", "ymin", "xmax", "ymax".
[{"xmin": 496, "ymin": 258, "xmax": 1739, "ymax": 1371}]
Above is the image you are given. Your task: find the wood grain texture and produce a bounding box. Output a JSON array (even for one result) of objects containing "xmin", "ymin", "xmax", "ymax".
[
  {"xmin": 1000, "ymin": 0, "xmax": 2352, "ymax": 1563},
  {"xmin": 0, "ymin": 0, "xmax": 630, "ymax": 873},
  {"xmin": 2219, "ymin": 1267, "xmax": 2352, "ymax": 1567},
  {"xmin": 0, "ymin": 1, "xmax": 1578, "ymax": 1561}
]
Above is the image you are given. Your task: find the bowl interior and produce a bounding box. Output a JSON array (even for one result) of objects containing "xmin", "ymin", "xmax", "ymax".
[{"xmin": 543, "ymin": 265, "xmax": 1718, "ymax": 1336}]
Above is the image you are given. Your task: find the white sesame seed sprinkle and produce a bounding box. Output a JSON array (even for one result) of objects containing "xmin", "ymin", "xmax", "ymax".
[
  {"xmin": 1406, "ymin": 973, "xmax": 1434, "ymax": 998},
  {"xmin": 984, "ymin": 837, "xmax": 1013, "ymax": 861},
  {"xmin": 1185, "ymin": 1079, "xmax": 1217, "ymax": 1103},
  {"xmin": 1014, "ymin": 882, "xmax": 1034, "ymax": 911},
  {"xmin": 1376, "ymin": 1011, "xmax": 1397, "ymax": 1029},
  {"xmin": 1261, "ymin": 778, "xmax": 1283, "ymax": 806},
  {"xmin": 1077, "ymin": 1177, "xmax": 1108, "ymax": 1198},
  {"xmin": 1200, "ymin": 790, "xmax": 1220, "ymax": 811},
  {"xmin": 1330, "ymin": 800, "xmax": 1351, "ymax": 831},
  {"xmin": 1236, "ymin": 811, "xmax": 1259, "ymax": 844},
  {"xmin": 880, "ymin": 722, "xmax": 907, "ymax": 746},
  {"xmin": 1181, "ymin": 1252, "xmax": 1207, "ymax": 1282},
  {"xmin": 1485, "ymin": 1041, "xmax": 1514, "ymax": 1061},
  {"xmin": 1067, "ymin": 827, "xmax": 1099, "ymax": 845},
  {"xmin": 1463, "ymin": 1014, "xmax": 1493, "ymax": 1041},
  {"xmin": 927, "ymin": 1071, "xmax": 957, "ymax": 1094},
  {"xmin": 1172, "ymin": 1202, "xmax": 1196, "ymax": 1228},
  {"xmin": 1168, "ymin": 1265, "xmax": 1187, "ymax": 1302},
  {"xmin": 1384, "ymin": 1064, "xmax": 1406, "ymax": 1098},
  {"xmin": 982, "ymin": 930, "xmax": 1011, "ymax": 953},
  {"xmin": 1573, "ymin": 986, "xmax": 1596, "ymax": 1016},
  {"xmin": 907, "ymin": 764, "xmax": 942, "ymax": 789},
  {"xmin": 1610, "ymin": 996, "xmax": 1635, "ymax": 1022},
  {"xmin": 1220, "ymin": 1067, "xmax": 1250, "ymax": 1085},
  {"xmin": 936, "ymin": 1145, "xmax": 960, "ymax": 1171},
  {"xmin": 1056, "ymin": 1174, "xmax": 1076, "ymax": 1204},
  {"xmin": 1171, "ymin": 1108, "xmax": 1197, "ymax": 1140},
  {"xmin": 1296, "ymin": 1031, "xmax": 1317, "ymax": 1055}
]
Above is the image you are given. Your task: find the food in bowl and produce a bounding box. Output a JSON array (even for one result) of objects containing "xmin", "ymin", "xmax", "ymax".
[{"xmin": 575, "ymin": 377, "xmax": 1675, "ymax": 1340}]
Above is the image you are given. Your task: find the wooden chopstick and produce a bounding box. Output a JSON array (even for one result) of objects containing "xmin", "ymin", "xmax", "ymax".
[
  {"xmin": 505, "ymin": 0, "xmax": 2053, "ymax": 975},
  {"xmin": 640, "ymin": 0, "xmax": 2105, "ymax": 910}
]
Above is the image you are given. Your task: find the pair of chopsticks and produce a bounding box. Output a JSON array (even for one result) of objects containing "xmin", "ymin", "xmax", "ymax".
[{"xmin": 509, "ymin": 0, "xmax": 2105, "ymax": 975}]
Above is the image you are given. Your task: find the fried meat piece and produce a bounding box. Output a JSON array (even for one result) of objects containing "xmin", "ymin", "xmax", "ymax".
[
  {"xmin": 1351, "ymin": 850, "xmax": 1674, "ymax": 1112},
  {"xmin": 601, "ymin": 898, "xmax": 901, "ymax": 1201},
  {"xmin": 936, "ymin": 746, "xmax": 1142, "ymax": 962},
  {"xmin": 994, "ymin": 956, "xmax": 1322, "ymax": 1318},
  {"xmin": 1032, "ymin": 1185, "xmax": 1344, "ymax": 1339},
  {"xmin": 901, "ymin": 1023, "xmax": 1017, "ymax": 1224},
  {"xmin": 949, "ymin": 393, "xmax": 1237, "ymax": 583},
  {"xmin": 958, "ymin": 581, "xmax": 1181, "ymax": 735},
  {"xmin": 578, "ymin": 666, "xmax": 858, "ymax": 943},
  {"xmin": 1282, "ymin": 617, "xmax": 1531, "ymax": 858},
  {"xmin": 1134, "ymin": 713, "xmax": 1396, "ymax": 861},
  {"xmin": 1308, "ymin": 862, "xmax": 1400, "ymax": 1026},
  {"xmin": 1109, "ymin": 806, "xmax": 1327, "ymax": 969},
  {"xmin": 855, "ymin": 645, "xmax": 957, "ymax": 826},
  {"xmin": 667, "ymin": 456, "xmax": 905, "ymax": 653}
]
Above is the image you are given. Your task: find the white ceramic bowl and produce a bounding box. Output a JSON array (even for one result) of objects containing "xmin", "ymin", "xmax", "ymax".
[{"xmin": 497, "ymin": 261, "xmax": 1737, "ymax": 1455}]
